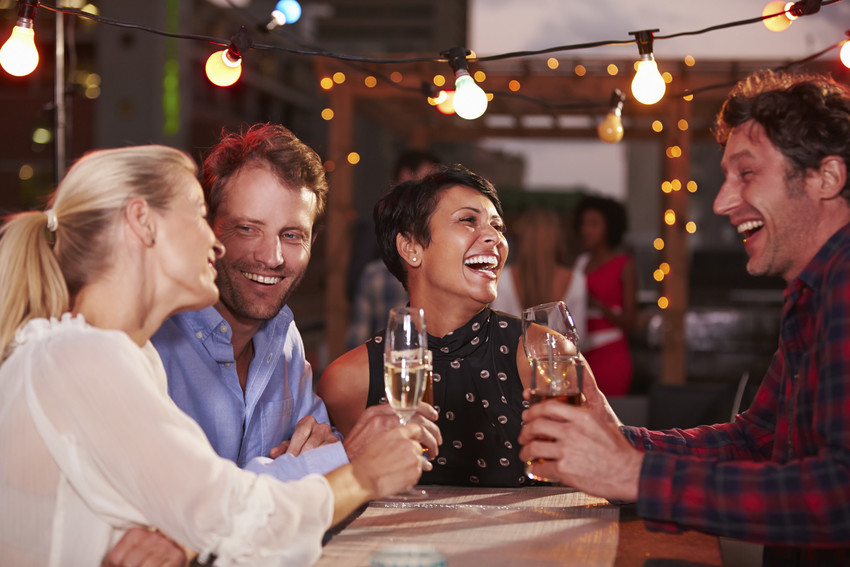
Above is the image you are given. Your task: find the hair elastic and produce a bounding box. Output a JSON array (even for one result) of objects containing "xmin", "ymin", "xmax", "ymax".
[{"xmin": 45, "ymin": 209, "xmax": 58, "ymax": 232}]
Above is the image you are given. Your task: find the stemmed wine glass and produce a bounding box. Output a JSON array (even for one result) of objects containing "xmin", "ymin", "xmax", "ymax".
[
  {"xmin": 383, "ymin": 307, "xmax": 430, "ymax": 498},
  {"xmin": 521, "ymin": 301, "xmax": 583, "ymax": 481},
  {"xmin": 384, "ymin": 307, "xmax": 429, "ymax": 426}
]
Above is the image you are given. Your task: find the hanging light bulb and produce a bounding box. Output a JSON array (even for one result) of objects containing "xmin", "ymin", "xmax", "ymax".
[
  {"xmin": 266, "ymin": 0, "xmax": 301, "ymax": 30},
  {"xmin": 441, "ymin": 47, "xmax": 488, "ymax": 120},
  {"xmin": 0, "ymin": 0, "xmax": 40, "ymax": 77},
  {"xmin": 436, "ymin": 91, "xmax": 456, "ymax": 115},
  {"xmin": 629, "ymin": 30, "xmax": 665, "ymax": 106},
  {"xmin": 841, "ymin": 32, "xmax": 850, "ymax": 69},
  {"xmin": 205, "ymin": 27, "xmax": 252, "ymax": 87},
  {"xmin": 762, "ymin": 0, "xmax": 821, "ymax": 32},
  {"xmin": 455, "ymin": 73, "xmax": 488, "ymax": 119},
  {"xmin": 762, "ymin": 1, "xmax": 796, "ymax": 32},
  {"xmin": 205, "ymin": 49, "xmax": 241, "ymax": 86},
  {"xmin": 597, "ymin": 89, "xmax": 626, "ymax": 144},
  {"xmin": 421, "ymin": 80, "xmax": 451, "ymax": 112},
  {"xmin": 427, "ymin": 90, "xmax": 448, "ymax": 106}
]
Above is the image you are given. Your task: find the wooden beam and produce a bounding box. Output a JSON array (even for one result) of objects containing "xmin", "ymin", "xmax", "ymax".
[
  {"xmin": 660, "ymin": 97, "xmax": 692, "ymax": 385},
  {"xmin": 325, "ymin": 87, "xmax": 355, "ymax": 361}
]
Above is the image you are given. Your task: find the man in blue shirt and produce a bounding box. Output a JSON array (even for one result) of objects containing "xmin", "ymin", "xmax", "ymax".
[{"xmin": 152, "ymin": 123, "xmax": 440, "ymax": 481}]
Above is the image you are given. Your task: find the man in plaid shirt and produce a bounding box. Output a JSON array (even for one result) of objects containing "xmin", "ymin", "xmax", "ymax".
[{"xmin": 519, "ymin": 69, "xmax": 850, "ymax": 566}]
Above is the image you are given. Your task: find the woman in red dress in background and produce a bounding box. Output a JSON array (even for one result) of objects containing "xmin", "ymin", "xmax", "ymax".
[{"xmin": 574, "ymin": 196, "xmax": 637, "ymax": 396}]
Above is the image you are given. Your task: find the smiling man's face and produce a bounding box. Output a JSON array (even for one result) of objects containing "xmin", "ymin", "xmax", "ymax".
[
  {"xmin": 211, "ymin": 163, "xmax": 317, "ymax": 325},
  {"xmin": 713, "ymin": 119, "xmax": 821, "ymax": 282}
]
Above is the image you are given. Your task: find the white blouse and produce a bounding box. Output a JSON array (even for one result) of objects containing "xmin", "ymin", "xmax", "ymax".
[{"xmin": 0, "ymin": 314, "xmax": 334, "ymax": 567}]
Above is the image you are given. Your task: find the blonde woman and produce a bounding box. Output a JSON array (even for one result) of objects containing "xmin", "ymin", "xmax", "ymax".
[{"xmin": 0, "ymin": 146, "xmax": 423, "ymax": 566}]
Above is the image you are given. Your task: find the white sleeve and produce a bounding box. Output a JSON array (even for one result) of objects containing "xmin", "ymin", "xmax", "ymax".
[{"xmin": 27, "ymin": 329, "xmax": 334, "ymax": 567}]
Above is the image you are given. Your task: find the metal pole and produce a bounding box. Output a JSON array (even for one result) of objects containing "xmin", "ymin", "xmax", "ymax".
[{"xmin": 54, "ymin": 10, "xmax": 66, "ymax": 183}]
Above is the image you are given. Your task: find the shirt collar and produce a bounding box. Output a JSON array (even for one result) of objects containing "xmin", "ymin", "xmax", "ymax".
[
  {"xmin": 175, "ymin": 304, "xmax": 294, "ymax": 344},
  {"xmin": 787, "ymin": 221, "xmax": 850, "ymax": 299}
]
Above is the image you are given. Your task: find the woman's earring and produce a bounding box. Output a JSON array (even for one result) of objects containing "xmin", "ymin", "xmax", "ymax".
[{"xmin": 411, "ymin": 256, "xmax": 417, "ymax": 262}]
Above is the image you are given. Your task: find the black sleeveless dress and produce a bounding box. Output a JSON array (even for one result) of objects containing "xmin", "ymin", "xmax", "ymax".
[{"xmin": 366, "ymin": 307, "xmax": 537, "ymax": 487}]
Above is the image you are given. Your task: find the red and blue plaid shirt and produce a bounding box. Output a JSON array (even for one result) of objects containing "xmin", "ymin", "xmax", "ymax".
[{"xmin": 624, "ymin": 222, "xmax": 850, "ymax": 566}]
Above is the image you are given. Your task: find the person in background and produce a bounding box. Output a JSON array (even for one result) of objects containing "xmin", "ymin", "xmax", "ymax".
[
  {"xmin": 574, "ymin": 195, "xmax": 637, "ymax": 396},
  {"xmin": 151, "ymin": 124, "xmax": 439, "ymax": 482},
  {"xmin": 321, "ymin": 165, "xmax": 547, "ymax": 488},
  {"xmin": 0, "ymin": 145, "xmax": 424, "ymax": 566},
  {"xmin": 346, "ymin": 150, "xmax": 442, "ymax": 348},
  {"xmin": 519, "ymin": 69, "xmax": 850, "ymax": 566},
  {"xmin": 491, "ymin": 207, "xmax": 587, "ymax": 343}
]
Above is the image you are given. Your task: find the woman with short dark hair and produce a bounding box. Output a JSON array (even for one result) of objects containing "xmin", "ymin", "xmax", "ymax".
[{"xmin": 320, "ymin": 165, "xmax": 542, "ymax": 487}]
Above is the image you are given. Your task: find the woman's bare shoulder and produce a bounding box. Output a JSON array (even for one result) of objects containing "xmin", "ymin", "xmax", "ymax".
[{"xmin": 318, "ymin": 344, "xmax": 373, "ymax": 435}]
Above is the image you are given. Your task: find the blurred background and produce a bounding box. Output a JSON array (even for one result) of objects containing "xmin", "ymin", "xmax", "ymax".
[{"xmin": 2, "ymin": 0, "xmax": 849, "ymax": 426}]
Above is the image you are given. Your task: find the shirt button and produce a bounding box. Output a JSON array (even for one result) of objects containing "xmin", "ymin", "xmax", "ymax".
[
  {"xmin": 195, "ymin": 331, "xmax": 203, "ymax": 339},
  {"xmin": 220, "ymin": 325, "xmax": 228, "ymax": 333},
  {"xmin": 224, "ymin": 362, "xmax": 232, "ymax": 367}
]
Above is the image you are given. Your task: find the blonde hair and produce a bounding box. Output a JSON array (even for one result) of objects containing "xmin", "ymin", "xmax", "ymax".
[
  {"xmin": 0, "ymin": 145, "xmax": 197, "ymax": 359},
  {"xmin": 513, "ymin": 208, "xmax": 569, "ymax": 308}
]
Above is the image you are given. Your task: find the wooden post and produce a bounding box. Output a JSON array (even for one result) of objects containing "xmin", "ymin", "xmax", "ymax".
[
  {"xmin": 660, "ymin": 97, "xmax": 692, "ymax": 385},
  {"xmin": 325, "ymin": 87, "xmax": 355, "ymax": 362}
]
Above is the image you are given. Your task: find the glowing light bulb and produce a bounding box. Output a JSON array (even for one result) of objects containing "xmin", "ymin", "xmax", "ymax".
[
  {"xmin": 629, "ymin": 30, "xmax": 665, "ymax": 105},
  {"xmin": 453, "ymin": 72, "xmax": 487, "ymax": 120},
  {"xmin": 631, "ymin": 56, "xmax": 665, "ymax": 105},
  {"xmin": 841, "ymin": 40, "xmax": 850, "ymax": 69},
  {"xmin": 762, "ymin": 1, "xmax": 795, "ymax": 32},
  {"xmin": 597, "ymin": 112, "xmax": 623, "ymax": 143},
  {"xmin": 436, "ymin": 90, "xmax": 456, "ymax": 115},
  {"xmin": 428, "ymin": 89, "xmax": 448, "ymax": 106},
  {"xmin": 205, "ymin": 49, "xmax": 242, "ymax": 87},
  {"xmin": 598, "ymin": 89, "xmax": 625, "ymax": 143},
  {"xmin": 269, "ymin": 0, "xmax": 301, "ymax": 28},
  {"xmin": 441, "ymin": 47, "xmax": 488, "ymax": 120},
  {"xmin": 0, "ymin": 22, "xmax": 38, "ymax": 77}
]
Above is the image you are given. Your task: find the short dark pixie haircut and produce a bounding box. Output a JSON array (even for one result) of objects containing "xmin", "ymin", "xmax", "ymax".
[
  {"xmin": 201, "ymin": 123, "xmax": 329, "ymax": 225},
  {"xmin": 374, "ymin": 164, "xmax": 503, "ymax": 290},
  {"xmin": 713, "ymin": 69, "xmax": 850, "ymax": 203},
  {"xmin": 574, "ymin": 195, "xmax": 628, "ymax": 249}
]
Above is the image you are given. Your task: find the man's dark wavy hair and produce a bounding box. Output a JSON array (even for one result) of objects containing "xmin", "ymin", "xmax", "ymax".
[{"xmin": 713, "ymin": 69, "xmax": 850, "ymax": 203}]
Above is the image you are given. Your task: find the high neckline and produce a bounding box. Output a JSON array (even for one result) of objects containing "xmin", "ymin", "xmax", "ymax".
[{"xmin": 428, "ymin": 307, "xmax": 491, "ymax": 360}]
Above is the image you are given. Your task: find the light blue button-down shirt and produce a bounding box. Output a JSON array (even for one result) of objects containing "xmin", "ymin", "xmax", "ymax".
[{"xmin": 151, "ymin": 305, "xmax": 348, "ymax": 482}]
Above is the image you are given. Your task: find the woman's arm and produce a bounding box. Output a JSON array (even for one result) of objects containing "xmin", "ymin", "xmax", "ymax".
[
  {"xmin": 325, "ymin": 424, "xmax": 423, "ymax": 524},
  {"xmin": 317, "ymin": 344, "xmax": 371, "ymax": 437}
]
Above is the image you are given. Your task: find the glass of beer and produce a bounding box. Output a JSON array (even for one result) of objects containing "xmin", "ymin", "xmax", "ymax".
[{"xmin": 521, "ymin": 301, "xmax": 583, "ymax": 480}]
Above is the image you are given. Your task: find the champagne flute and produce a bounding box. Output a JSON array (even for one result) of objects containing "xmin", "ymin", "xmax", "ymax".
[
  {"xmin": 383, "ymin": 307, "xmax": 429, "ymax": 498},
  {"xmin": 522, "ymin": 301, "xmax": 583, "ymax": 481},
  {"xmin": 384, "ymin": 307, "xmax": 428, "ymax": 425}
]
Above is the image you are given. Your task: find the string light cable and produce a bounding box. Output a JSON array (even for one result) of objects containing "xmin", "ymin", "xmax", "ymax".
[
  {"xmin": 25, "ymin": 0, "xmax": 842, "ymax": 65},
  {"xmin": 4, "ymin": 0, "xmax": 847, "ymax": 113}
]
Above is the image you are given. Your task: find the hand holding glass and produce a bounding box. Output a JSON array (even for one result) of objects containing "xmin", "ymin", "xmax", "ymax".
[{"xmin": 522, "ymin": 301, "xmax": 582, "ymax": 481}]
